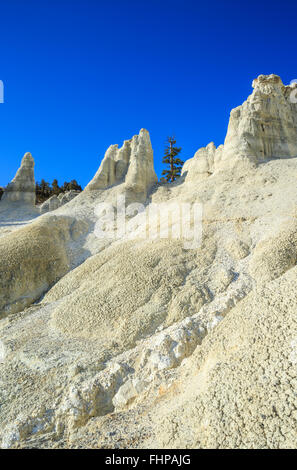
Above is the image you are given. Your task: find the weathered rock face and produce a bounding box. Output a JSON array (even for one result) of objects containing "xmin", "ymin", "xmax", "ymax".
[
  {"xmin": 58, "ymin": 190, "xmax": 80, "ymax": 206},
  {"xmin": 183, "ymin": 75, "xmax": 297, "ymax": 182},
  {"xmin": 39, "ymin": 190, "xmax": 80, "ymax": 214},
  {"xmin": 2, "ymin": 153, "xmax": 36, "ymax": 204},
  {"xmin": 86, "ymin": 142, "xmax": 130, "ymax": 190},
  {"xmin": 221, "ymin": 74, "xmax": 297, "ymax": 165},
  {"xmin": 124, "ymin": 129, "xmax": 157, "ymax": 197},
  {"xmin": 181, "ymin": 142, "xmax": 223, "ymax": 182},
  {"xmin": 40, "ymin": 195, "xmax": 60, "ymax": 214},
  {"xmin": 85, "ymin": 129, "xmax": 157, "ymax": 200}
]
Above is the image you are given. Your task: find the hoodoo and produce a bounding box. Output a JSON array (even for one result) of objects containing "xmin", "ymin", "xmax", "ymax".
[
  {"xmin": 2, "ymin": 152, "xmax": 36, "ymax": 205},
  {"xmin": 85, "ymin": 128, "xmax": 158, "ymax": 201},
  {"xmin": 0, "ymin": 76, "xmax": 297, "ymax": 449}
]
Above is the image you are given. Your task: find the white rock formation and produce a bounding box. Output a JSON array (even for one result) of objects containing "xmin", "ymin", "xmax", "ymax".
[
  {"xmin": 0, "ymin": 75, "xmax": 297, "ymax": 449},
  {"xmin": 183, "ymin": 74, "xmax": 297, "ymax": 182},
  {"xmin": 40, "ymin": 195, "xmax": 60, "ymax": 214},
  {"xmin": 85, "ymin": 129, "xmax": 157, "ymax": 200},
  {"xmin": 221, "ymin": 74, "xmax": 297, "ymax": 166},
  {"xmin": 39, "ymin": 190, "xmax": 80, "ymax": 214},
  {"xmin": 58, "ymin": 190, "xmax": 80, "ymax": 205},
  {"xmin": 181, "ymin": 142, "xmax": 223, "ymax": 181},
  {"xmin": 2, "ymin": 153, "xmax": 36, "ymax": 204}
]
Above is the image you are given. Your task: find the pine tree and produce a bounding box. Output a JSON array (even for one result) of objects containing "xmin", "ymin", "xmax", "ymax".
[
  {"xmin": 69, "ymin": 179, "xmax": 82, "ymax": 191},
  {"xmin": 36, "ymin": 177, "xmax": 82, "ymax": 204},
  {"xmin": 35, "ymin": 181, "xmax": 41, "ymax": 202},
  {"xmin": 61, "ymin": 180, "xmax": 82, "ymax": 192},
  {"xmin": 52, "ymin": 179, "xmax": 60, "ymax": 195},
  {"xmin": 161, "ymin": 136, "xmax": 184, "ymax": 182},
  {"xmin": 40, "ymin": 179, "xmax": 51, "ymax": 198}
]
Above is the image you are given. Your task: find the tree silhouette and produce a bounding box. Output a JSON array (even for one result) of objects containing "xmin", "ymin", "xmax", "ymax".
[
  {"xmin": 35, "ymin": 178, "xmax": 82, "ymax": 203},
  {"xmin": 52, "ymin": 179, "xmax": 60, "ymax": 195},
  {"xmin": 161, "ymin": 136, "xmax": 184, "ymax": 182}
]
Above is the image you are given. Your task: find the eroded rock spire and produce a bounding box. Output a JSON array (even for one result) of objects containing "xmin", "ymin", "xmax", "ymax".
[
  {"xmin": 2, "ymin": 152, "xmax": 36, "ymax": 205},
  {"xmin": 85, "ymin": 129, "xmax": 158, "ymax": 200}
]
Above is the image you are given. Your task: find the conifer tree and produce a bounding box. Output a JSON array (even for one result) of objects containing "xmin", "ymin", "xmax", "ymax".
[
  {"xmin": 161, "ymin": 136, "xmax": 184, "ymax": 182},
  {"xmin": 40, "ymin": 179, "xmax": 51, "ymax": 198},
  {"xmin": 35, "ymin": 177, "xmax": 82, "ymax": 204},
  {"xmin": 52, "ymin": 179, "xmax": 60, "ymax": 195}
]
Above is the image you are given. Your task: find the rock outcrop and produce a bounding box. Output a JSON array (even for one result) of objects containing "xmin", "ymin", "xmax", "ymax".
[
  {"xmin": 1, "ymin": 152, "xmax": 36, "ymax": 205},
  {"xmin": 40, "ymin": 195, "xmax": 60, "ymax": 213},
  {"xmin": 85, "ymin": 129, "xmax": 157, "ymax": 200},
  {"xmin": 181, "ymin": 142, "xmax": 223, "ymax": 181},
  {"xmin": 183, "ymin": 75, "xmax": 297, "ymax": 182},
  {"xmin": 58, "ymin": 190, "xmax": 81, "ymax": 206},
  {"xmin": 39, "ymin": 190, "xmax": 80, "ymax": 214},
  {"xmin": 221, "ymin": 74, "xmax": 297, "ymax": 166}
]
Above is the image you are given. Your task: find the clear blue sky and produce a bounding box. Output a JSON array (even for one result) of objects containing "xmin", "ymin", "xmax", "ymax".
[{"xmin": 0, "ymin": 0, "xmax": 296, "ymax": 188}]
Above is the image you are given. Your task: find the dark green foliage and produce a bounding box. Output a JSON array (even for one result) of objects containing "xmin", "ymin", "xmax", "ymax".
[
  {"xmin": 61, "ymin": 179, "xmax": 82, "ymax": 192},
  {"xmin": 35, "ymin": 179, "xmax": 82, "ymax": 203},
  {"xmin": 52, "ymin": 179, "xmax": 60, "ymax": 195},
  {"xmin": 161, "ymin": 136, "xmax": 184, "ymax": 182},
  {"xmin": 0, "ymin": 187, "xmax": 3, "ymax": 200}
]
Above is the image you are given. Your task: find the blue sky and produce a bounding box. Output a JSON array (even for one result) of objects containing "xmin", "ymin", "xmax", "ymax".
[{"xmin": 0, "ymin": 0, "xmax": 296, "ymax": 188}]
